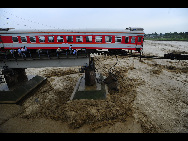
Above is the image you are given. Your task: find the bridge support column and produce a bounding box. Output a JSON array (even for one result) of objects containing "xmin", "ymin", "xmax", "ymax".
[
  {"xmin": 85, "ymin": 57, "xmax": 96, "ymax": 86},
  {"xmin": 2, "ymin": 68, "xmax": 27, "ymax": 89},
  {"xmin": 0, "ymin": 68, "xmax": 46, "ymax": 104},
  {"xmin": 71, "ymin": 56, "xmax": 107, "ymax": 100}
]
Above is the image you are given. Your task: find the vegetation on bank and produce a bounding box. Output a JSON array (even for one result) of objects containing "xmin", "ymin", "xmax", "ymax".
[
  {"xmin": 144, "ymin": 38, "xmax": 188, "ymax": 41},
  {"xmin": 144, "ymin": 32, "xmax": 188, "ymax": 41}
]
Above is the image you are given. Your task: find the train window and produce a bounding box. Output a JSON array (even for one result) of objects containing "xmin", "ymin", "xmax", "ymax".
[
  {"xmin": 48, "ymin": 36, "xmax": 54, "ymax": 42},
  {"xmin": 115, "ymin": 36, "xmax": 122, "ymax": 42},
  {"xmin": 30, "ymin": 36, "xmax": 36, "ymax": 42},
  {"xmin": 76, "ymin": 36, "xmax": 83, "ymax": 42},
  {"xmin": 86, "ymin": 36, "xmax": 92, "ymax": 42},
  {"xmin": 0, "ymin": 36, "xmax": 2, "ymax": 42},
  {"xmin": 66, "ymin": 36, "xmax": 73, "ymax": 42},
  {"xmin": 57, "ymin": 36, "xmax": 64, "ymax": 42},
  {"xmin": 138, "ymin": 37, "xmax": 142, "ymax": 42},
  {"xmin": 105, "ymin": 36, "xmax": 112, "ymax": 42},
  {"xmin": 12, "ymin": 36, "xmax": 18, "ymax": 42},
  {"xmin": 21, "ymin": 36, "xmax": 27, "ymax": 42},
  {"xmin": 125, "ymin": 37, "xmax": 129, "ymax": 43},
  {"xmin": 95, "ymin": 36, "xmax": 102, "ymax": 42},
  {"xmin": 131, "ymin": 37, "xmax": 135, "ymax": 43},
  {"xmin": 39, "ymin": 36, "xmax": 45, "ymax": 42}
]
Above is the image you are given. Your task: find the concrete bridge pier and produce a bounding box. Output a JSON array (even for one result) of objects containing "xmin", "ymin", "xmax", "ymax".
[
  {"xmin": 71, "ymin": 57, "xmax": 107, "ymax": 100},
  {"xmin": 2, "ymin": 68, "xmax": 28, "ymax": 89},
  {"xmin": 85, "ymin": 57, "xmax": 96, "ymax": 86},
  {"xmin": 0, "ymin": 68, "xmax": 46, "ymax": 104}
]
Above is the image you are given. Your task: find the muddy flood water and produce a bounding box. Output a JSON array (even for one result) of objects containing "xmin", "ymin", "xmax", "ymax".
[{"xmin": 0, "ymin": 40, "xmax": 188, "ymax": 133}]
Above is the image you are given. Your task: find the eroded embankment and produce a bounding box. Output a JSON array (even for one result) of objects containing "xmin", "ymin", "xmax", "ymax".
[
  {"xmin": 93, "ymin": 54, "xmax": 188, "ymax": 133},
  {"xmin": 20, "ymin": 51, "xmax": 188, "ymax": 133},
  {"xmin": 21, "ymin": 66, "xmax": 144, "ymax": 131}
]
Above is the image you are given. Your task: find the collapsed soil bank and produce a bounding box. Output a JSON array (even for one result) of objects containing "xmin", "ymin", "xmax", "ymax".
[
  {"xmin": 21, "ymin": 54, "xmax": 188, "ymax": 132},
  {"xmin": 21, "ymin": 66, "xmax": 143, "ymax": 131},
  {"xmin": 93, "ymin": 53, "xmax": 188, "ymax": 133}
]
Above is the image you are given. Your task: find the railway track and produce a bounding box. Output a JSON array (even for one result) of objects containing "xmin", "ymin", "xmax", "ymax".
[{"xmin": 1, "ymin": 49, "xmax": 188, "ymax": 68}]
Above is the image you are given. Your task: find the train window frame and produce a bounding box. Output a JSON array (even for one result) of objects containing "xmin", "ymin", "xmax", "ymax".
[
  {"xmin": 12, "ymin": 36, "xmax": 19, "ymax": 43},
  {"xmin": 21, "ymin": 36, "xmax": 27, "ymax": 43},
  {"xmin": 76, "ymin": 36, "xmax": 83, "ymax": 42},
  {"xmin": 30, "ymin": 36, "xmax": 36, "ymax": 43},
  {"xmin": 48, "ymin": 36, "xmax": 54, "ymax": 42},
  {"xmin": 131, "ymin": 37, "xmax": 135, "ymax": 43},
  {"xmin": 39, "ymin": 36, "xmax": 45, "ymax": 43},
  {"xmin": 57, "ymin": 36, "xmax": 64, "ymax": 42},
  {"xmin": 105, "ymin": 36, "xmax": 112, "ymax": 43},
  {"xmin": 138, "ymin": 37, "xmax": 142, "ymax": 42},
  {"xmin": 66, "ymin": 36, "xmax": 73, "ymax": 42},
  {"xmin": 125, "ymin": 37, "xmax": 129, "ymax": 43},
  {"xmin": 95, "ymin": 36, "xmax": 102, "ymax": 43},
  {"xmin": 86, "ymin": 36, "xmax": 92, "ymax": 42},
  {"xmin": 115, "ymin": 36, "xmax": 122, "ymax": 43}
]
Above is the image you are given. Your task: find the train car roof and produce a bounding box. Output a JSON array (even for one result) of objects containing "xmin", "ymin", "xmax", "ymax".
[{"xmin": 0, "ymin": 27, "xmax": 144, "ymax": 34}]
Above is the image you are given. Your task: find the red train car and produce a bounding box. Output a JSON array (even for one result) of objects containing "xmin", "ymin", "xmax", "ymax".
[{"xmin": 0, "ymin": 27, "xmax": 144, "ymax": 52}]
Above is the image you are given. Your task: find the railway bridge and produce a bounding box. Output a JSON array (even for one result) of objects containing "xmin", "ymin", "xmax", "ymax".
[
  {"xmin": 0, "ymin": 51, "xmax": 92, "ymax": 103},
  {"xmin": 1, "ymin": 48, "xmax": 187, "ymax": 103},
  {"xmin": 0, "ymin": 49, "xmax": 89, "ymax": 68},
  {"xmin": 0, "ymin": 50, "xmax": 90, "ymax": 83}
]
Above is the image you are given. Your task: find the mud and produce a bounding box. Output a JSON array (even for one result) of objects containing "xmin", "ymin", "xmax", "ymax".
[
  {"xmin": 20, "ymin": 66, "xmax": 143, "ymax": 131},
  {"xmin": 1, "ymin": 40, "xmax": 188, "ymax": 133}
]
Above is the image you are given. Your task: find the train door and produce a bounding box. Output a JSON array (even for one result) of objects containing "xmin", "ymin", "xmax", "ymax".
[
  {"xmin": 136, "ymin": 36, "xmax": 143, "ymax": 52},
  {"xmin": 137, "ymin": 36, "xmax": 143, "ymax": 47}
]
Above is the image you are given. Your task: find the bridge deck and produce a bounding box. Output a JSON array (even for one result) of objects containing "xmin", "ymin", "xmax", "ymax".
[{"xmin": 0, "ymin": 55, "xmax": 89, "ymax": 68}]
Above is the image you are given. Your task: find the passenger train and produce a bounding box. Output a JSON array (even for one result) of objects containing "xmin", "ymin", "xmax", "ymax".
[{"xmin": 0, "ymin": 27, "xmax": 144, "ymax": 53}]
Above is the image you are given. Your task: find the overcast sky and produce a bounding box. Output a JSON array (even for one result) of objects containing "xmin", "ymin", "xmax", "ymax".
[{"xmin": 0, "ymin": 8, "xmax": 188, "ymax": 34}]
